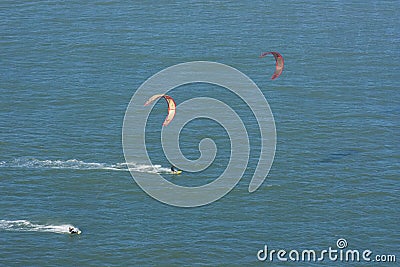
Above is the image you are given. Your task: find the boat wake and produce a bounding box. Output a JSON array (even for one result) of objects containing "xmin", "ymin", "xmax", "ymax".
[
  {"xmin": 0, "ymin": 157, "xmax": 171, "ymax": 174},
  {"xmin": 0, "ymin": 220, "xmax": 78, "ymax": 235}
]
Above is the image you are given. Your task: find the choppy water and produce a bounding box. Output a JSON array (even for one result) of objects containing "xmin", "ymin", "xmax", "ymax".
[{"xmin": 1, "ymin": 1, "xmax": 399, "ymax": 266}]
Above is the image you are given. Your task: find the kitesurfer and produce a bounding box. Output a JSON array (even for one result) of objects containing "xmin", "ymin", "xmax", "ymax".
[
  {"xmin": 69, "ymin": 227, "xmax": 79, "ymax": 234},
  {"xmin": 171, "ymin": 165, "xmax": 178, "ymax": 172}
]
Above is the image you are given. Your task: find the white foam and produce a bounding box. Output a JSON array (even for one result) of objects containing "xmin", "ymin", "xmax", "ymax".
[
  {"xmin": 0, "ymin": 157, "xmax": 171, "ymax": 174},
  {"xmin": 0, "ymin": 220, "xmax": 78, "ymax": 234},
  {"xmin": 125, "ymin": 162, "xmax": 171, "ymax": 173}
]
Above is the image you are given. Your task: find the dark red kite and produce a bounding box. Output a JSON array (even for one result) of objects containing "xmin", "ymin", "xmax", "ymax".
[{"xmin": 260, "ymin": 51, "xmax": 284, "ymax": 80}]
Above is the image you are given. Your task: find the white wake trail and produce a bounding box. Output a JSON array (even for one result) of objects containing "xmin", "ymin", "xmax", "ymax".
[
  {"xmin": 0, "ymin": 220, "xmax": 78, "ymax": 234},
  {"xmin": 0, "ymin": 158, "xmax": 171, "ymax": 174}
]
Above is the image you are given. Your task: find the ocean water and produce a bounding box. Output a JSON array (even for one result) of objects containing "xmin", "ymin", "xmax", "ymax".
[{"xmin": 1, "ymin": 1, "xmax": 399, "ymax": 266}]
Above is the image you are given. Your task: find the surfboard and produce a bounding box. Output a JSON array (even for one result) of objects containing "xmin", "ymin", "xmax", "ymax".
[{"xmin": 171, "ymin": 170, "xmax": 182, "ymax": 175}]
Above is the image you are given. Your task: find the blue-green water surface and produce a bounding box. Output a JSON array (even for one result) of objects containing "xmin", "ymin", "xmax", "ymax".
[{"xmin": 1, "ymin": 1, "xmax": 399, "ymax": 266}]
